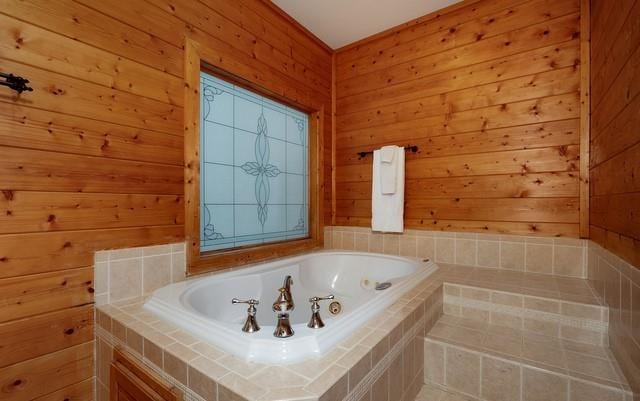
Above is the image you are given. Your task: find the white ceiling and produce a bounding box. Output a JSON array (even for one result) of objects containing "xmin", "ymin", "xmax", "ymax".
[{"xmin": 272, "ymin": 0, "xmax": 464, "ymax": 49}]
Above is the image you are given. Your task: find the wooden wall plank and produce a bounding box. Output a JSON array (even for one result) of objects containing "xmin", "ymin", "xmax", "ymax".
[
  {"xmin": 337, "ymin": 145, "xmax": 579, "ymax": 183},
  {"xmin": 0, "ymin": 13, "xmax": 183, "ymax": 106},
  {"xmin": 337, "ymin": 40, "xmax": 580, "ymax": 115},
  {"xmin": 0, "ymin": 103, "xmax": 184, "ymax": 166},
  {"xmin": 337, "ymin": 13, "xmax": 580, "ymax": 97},
  {"xmin": 336, "ymin": 0, "xmax": 516, "ymax": 65},
  {"xmin": 590, "ymin": 94, "xmax": 640, "ymax": 166},
  {"xmin": 336, "ymin": 172, "xmax": 579, "ymax": 200},
  {"xmin": 0, "ymin": 225, "xmax": 184, "ymax": 279},
  {"xmin": 337, "ymin": 0, "xmax": 579, "ymax": 80},
  {"xmin": 0, "ymin": 267, "xmax": 93, "ymax": 323},
  {"xmin": 590, "ymin": 142, "xmax": 640, "ymax": 197},
  {"xmin": 0, "ymin": 341, "xmax": 94, "ymax": 401},
  {"xmin": 591, "ymin": 44, "xmax": 640, "ymax": 136},
  {"xmin": 335, "ymin": 0, "xmax": 583, "ymax": 237},
  {"xmin": 578, "ymin": 0, "xmax": 590, "ymax": 238},
  {"xmin": 0, "ymin": 0, "xmax": 332, "ymax": 394},
  {"xmin": 337, "ymin": 93, "xmax": 580, "ymax": 148},
  {"xmin": 590, "ymin": 0, "xmax": 640, "ymax": 271},
  {"xmin": 336, "ymin": 197, "xmax": 579, "ymax": 223},
  {"xmin": 32, "ymin": 378, "xmax": 94, "ymax": 401},
  {"xmin": 336, "ymin": 120, "xmax": 579, "ymax": 165},
  {"xmin": 0, "ymin": 59, "xmax": 182, "ymax": 134},
  {"xmin": 0, "ymin": 192, "xmax": 183, "ymax": 234},
  {"xmin": 0, "ymin": 147, "xmax": 183, "ymax": 194},
  {"xmin": 0, "ymin": 0, "xmax": 183, "ymax": 76},
  {"xmin": 0, "ymin": 305, "xmax": 94, "ymax": 368},
  {"xmin": 335, "ymin": 216, "xmax": 579, "ymax": 237},
  {"xmin": 337, "ymin": 67, "xmax": 580, "ymax": 133}
]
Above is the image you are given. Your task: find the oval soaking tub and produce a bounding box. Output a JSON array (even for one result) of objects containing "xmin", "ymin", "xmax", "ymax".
[{"xmin": 144, "ymin": 251, "xmax": 437, "ymax": 364}]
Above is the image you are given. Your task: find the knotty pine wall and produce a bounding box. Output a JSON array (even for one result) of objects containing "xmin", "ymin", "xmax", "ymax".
[
  {"xmin": 333, "ymin": 0, "xmax": 585, "ymax": 237},
  {"xmin": 0, "ymin": 1, "xmax": 332, "ymax": 400},
  {"xmin": 589, "ymin": 0, "xmax": 640, "ymax": 267}
]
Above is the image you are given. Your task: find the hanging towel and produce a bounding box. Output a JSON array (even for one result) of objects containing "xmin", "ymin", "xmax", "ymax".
[
  {"xmin": 379, "ymin": 145, "xmax": 398, "ymax": 194},
  {"xmin": 372, "ymin": 146, "xmax": 405, "ymax": 233}
]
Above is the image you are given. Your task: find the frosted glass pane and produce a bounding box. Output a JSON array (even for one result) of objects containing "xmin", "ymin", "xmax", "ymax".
[{"xmin": 200, "ymin": 71, "xmax": 309, "ymax": 252}]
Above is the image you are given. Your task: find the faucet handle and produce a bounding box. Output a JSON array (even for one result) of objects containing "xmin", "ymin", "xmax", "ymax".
[
  {"xmin": 307, "ymin": 294, "xmax": 335, "ymax": 329},
  {"xmin": 232, "ymin": 298, "xmax": 259, "ymax": 306},
  {"xmin": 231, "ymin": 298, "xmax": 260, "ymax": 333},
  {"xmin": 309, "ymin": 295, "xmax": 334, "ymax": 303}
]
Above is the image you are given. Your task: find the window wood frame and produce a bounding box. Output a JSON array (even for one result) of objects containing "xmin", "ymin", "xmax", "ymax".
[{"xmin": 184, "ymin": 37, "xmax": 324, "ymax": 276}]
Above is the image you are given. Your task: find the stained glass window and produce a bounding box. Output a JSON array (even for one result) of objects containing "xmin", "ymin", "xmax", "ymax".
[{"xmin": 199, "ymin": 71, "xmax": 309, "ymax": 252}]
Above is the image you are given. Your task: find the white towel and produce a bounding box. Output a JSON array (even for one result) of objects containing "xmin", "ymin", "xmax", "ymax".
[
  {"xmin": 372, "ymin": 146, "xmax": 404, "ymax": 233},
  {"xmin": 379, "ymin": 145, "xmax": 398, "ymax": 194}
]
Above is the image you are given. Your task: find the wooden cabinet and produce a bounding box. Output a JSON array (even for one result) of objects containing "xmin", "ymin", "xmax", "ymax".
[{"xmin": 110, "ymin": 348, "xmax": 181, "ymax": 401}]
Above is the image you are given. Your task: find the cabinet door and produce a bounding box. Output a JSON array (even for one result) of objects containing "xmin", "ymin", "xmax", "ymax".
[{"xmin": 110, "ymin": 348, "xmax": 181, "ymax": 401}]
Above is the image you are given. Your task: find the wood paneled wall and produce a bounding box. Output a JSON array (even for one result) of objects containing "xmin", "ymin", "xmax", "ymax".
[
  {"xmin": 0, "ymin": 1, "xmax": 332, "ymax": 399},
  {"xmin": 589, "ymin": 0, "xmax": 640, "ymax": 267},
  {"xmin": 333, "ymin": 0, "xmax": 585, "ymax": 237}
]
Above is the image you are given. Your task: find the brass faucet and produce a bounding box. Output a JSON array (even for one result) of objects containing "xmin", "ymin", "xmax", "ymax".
[{"xmin": 272, "ymin": 275, "xmax": 294, "ymax": 338}]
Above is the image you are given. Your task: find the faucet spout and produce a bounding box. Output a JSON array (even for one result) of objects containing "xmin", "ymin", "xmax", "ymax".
[
  {"xmin": 273, "ymin": 275, "xmax": 295, "ymax": 338},
  {"xmin": 282, "ymin": 275, "xmax": 292, "ymax": 295}
]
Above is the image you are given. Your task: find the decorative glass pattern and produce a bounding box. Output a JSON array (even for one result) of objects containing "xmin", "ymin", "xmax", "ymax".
[{"xmin": 199, "ymin": 71, "xmax": 309, "ymax": 252}]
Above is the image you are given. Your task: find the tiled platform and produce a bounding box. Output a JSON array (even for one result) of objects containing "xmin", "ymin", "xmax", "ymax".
[
  {"xmin": 437, "ymin": 264, "xmax": 601, "ymax": 305},
  {"xmin": 423, "ymin": 265, "xmax": 633, "ymax": 401},
  {"xmin": 425, "ymin": 315, "xmax": 632, "ymax": 400}
]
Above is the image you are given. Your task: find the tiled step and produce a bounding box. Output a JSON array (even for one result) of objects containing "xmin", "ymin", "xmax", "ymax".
[
  {"xmin": 424, "ymin": 315, "xmax": 632, "ymax": 401},
  {"xmin": 443, "ymin": 283, "xmax": 609, "ymax": 346},
  {"xmin": 438, "ymin": 264, "xmax": 602, "ymax": 305}
]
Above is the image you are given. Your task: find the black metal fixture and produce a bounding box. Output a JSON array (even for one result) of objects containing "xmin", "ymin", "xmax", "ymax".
[
  {"xmin": 357, "ymin": 145, "xmax": 419, "ymax": 160},
  {"xmin": 1, "ymin": 72, "xmax": 33, "ymax": 94}
]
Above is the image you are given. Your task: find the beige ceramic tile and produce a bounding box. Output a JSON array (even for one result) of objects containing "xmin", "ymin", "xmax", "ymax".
[
  {"xmin": 455, "ymin": 239, "xmax": 476, "ymax": 267},
  {"xmin": 171, "ymin": 252, "xmax": 186, "ymax": 283},
  {"xmin": 343, "ymin": 232, "xmax": 355, "ymax": 250},
  {"xmin": 142, "ymin": 244, "xmax": 172, "ymax": 256},
  {"xmin": 248, "ymin": 366, "xmax": 309, "ymax": 390},
  {"xmin": 143, "ymin": 255, "xmax": 172, "ymax": 294},
  {"xmin": 561, "ymin": 302, "xmax": 602, "ymax": 321},
  {"xmin": 424, "ymin": 340, "xmax": 445, "ymax": 385},
  {"xmin": 399, "ymin": 236, "xmax": 418, "ymax": 257},
  {"xmin": 491, "ymin": 291, "xmax": 523, "ymax": 307},
  {"xmin": 94, "ymin": 262, "xmax": 109, "ymax": 295},
  {"xmin": 445, "ymin": 346, "xmax": 481, "ymax": 396},
  {"xmin": 355, "ymin": 233, "xmax": 369, "ymax": 251},
  {"xmin": 565, "ymin": 351, "xmax": 620, "ymax": 382},
  {"xmin": 383, "ymin": 235, "xmax": 399, "ymax": 255},
  {"xmin": 477, "ymin": 241, "xmax": 499, "ymax": 268},
  {"xmin": 481, "ymin": 356, "xmax": 521, "ymax": 401},
  {"xmin": 436, "ymin": 238, "xmax": 455, "ymax": 264},
  {"xmin": 524, "ymin": 297, "xmax": 560, "ymax": 314},
  {"xmin": 109, "ymin": 258, "xmax": 142, "ymax": 302},
  {"xmin": 526, "ymin": 244, "xmax": 553, "ymax": 274},
  {"xmin": 569, "ymin": 380, "xmax": 624, "ymax": 401},
  {"xmin": 417, "ymin": 237, "xmax": 435, "ymax": 260},
  {"xmin": 522, "ymin": 367, "xmax": 568, "ymax": 401},
  {"xmin": 500, "ymin": 242, "xmax": 525, "ymax": 270},
  {"xmin": 554, "ymin": 246, "xmax": 584, "ymax": 277},
  {"xmin": 188, "ymin": 362, "xmax": 217, "ymax": 400},
  {"xmin": 370, "ymin": 233, "xmax": 383, "ymax": 253}
]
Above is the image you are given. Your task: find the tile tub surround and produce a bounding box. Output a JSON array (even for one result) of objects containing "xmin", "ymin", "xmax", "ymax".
[
  {"xmin": 95, "ymin": 267, "xmax": 445, "ymax": 401},
  {"xmin": 325, "ymin": 227, "xmax": 588, "ymax": 278},
  {"xmin": 93, "ymin": 242, "xmax": 187, "ymax": 306},
  {"xmin": 587, "ymin": 242, "xmax": 640, "ymax": 398}
]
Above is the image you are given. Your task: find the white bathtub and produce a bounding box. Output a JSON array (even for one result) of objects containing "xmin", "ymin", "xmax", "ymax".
[{"xmin": 144, "ymin": 251, "xmax": 437, "ymax": 364}]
